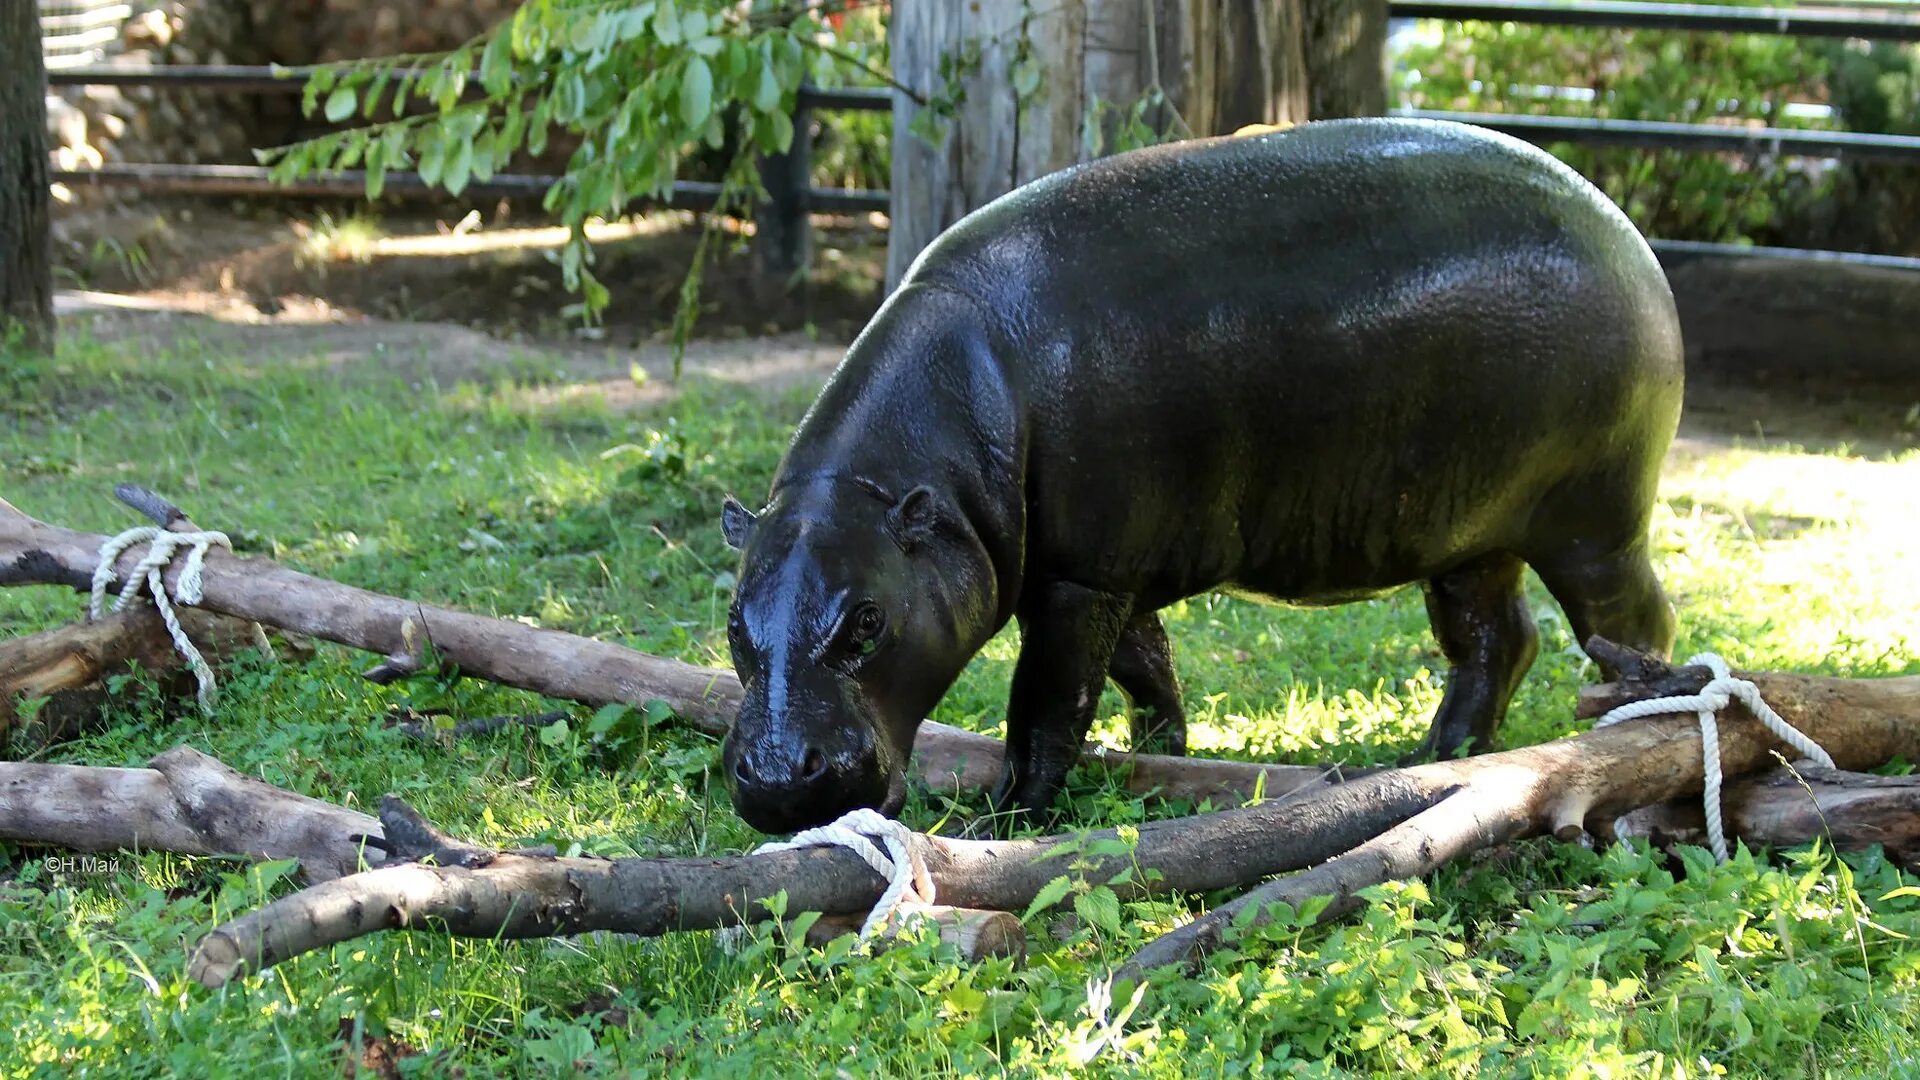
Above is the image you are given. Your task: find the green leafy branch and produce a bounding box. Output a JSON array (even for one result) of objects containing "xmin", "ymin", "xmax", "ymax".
[{"xmin": 263, "ymin": 0, "xmax": 895, "ymax": 372}]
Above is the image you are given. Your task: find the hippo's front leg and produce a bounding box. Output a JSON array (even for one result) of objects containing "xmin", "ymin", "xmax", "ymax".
[{"xmin": 991, "ymin": 580, "xmax": 1133, "ymax": 823}]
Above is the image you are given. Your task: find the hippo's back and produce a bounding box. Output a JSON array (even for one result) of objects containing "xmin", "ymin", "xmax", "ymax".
[{"xmin": 902, "ymin": 118, "xmax": 1684, "ymax": 605}]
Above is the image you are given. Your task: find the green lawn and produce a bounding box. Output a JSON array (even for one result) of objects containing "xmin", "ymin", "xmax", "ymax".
[{"xmin": 2, "ymin": 324, "xmax": 1917, "ymax": 1078}]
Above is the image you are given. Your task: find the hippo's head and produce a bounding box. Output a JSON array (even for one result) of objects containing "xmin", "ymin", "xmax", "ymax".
[{"xmin": 717, "ymin": 478, "xmax": 1000, "ymax": 834}]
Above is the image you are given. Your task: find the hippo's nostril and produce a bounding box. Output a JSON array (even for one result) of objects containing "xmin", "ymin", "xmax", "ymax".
[
  {"xmin": 733, "ymin": 757, "xmax": 754, "ymax": 786},
  {"xmin": 800, "ymin": 747, "xmax": 828, "ymax": 783}
]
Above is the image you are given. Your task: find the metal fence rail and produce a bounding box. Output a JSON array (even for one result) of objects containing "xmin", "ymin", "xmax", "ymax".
[
  {"xmin": 1389, "ymin": 0, "xmax": 1920, "ymax": 39},
  {"xmin": 48, "ymin": 162, "xmax": 892, "ymax": 213},
  {"xmin": 45, "ymin": 66, "xmax": 899, "ymax": 115},
  {"xmin": 1393, "ymin": 108, "xmax": 1920, "ymax": 161}
]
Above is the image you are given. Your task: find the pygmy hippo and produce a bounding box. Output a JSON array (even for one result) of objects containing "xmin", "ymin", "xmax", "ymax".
[{"xmin": 719, "ymin": 117, "xmax": 1683, "ymax": 835}]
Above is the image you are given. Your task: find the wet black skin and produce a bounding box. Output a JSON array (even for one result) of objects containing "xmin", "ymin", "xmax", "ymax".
[{"xmin": 719, "ymin": 117, "xmax": 1683, "ymax": 835}]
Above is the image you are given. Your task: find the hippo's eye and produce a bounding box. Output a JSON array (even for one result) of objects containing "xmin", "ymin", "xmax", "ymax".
[{"xmin": 845, "ymin": 601, "xmax": 886, "ymax": 656}]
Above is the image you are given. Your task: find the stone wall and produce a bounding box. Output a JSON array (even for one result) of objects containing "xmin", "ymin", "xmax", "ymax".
[
  {"xmin": 45, "ymin": 0, "xmax": 514, "ymax": 177},
  {"xmin": 251, "ymin": 0, "xmax": 517, "ymax": 65}
]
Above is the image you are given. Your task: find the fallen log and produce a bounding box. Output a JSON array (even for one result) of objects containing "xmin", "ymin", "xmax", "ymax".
[
  {"xmin": 1612, "ymin": 766, "xmax": 1920, "ymax": 867},
  {"xmin": 185, "ymin": 645, "xmax": 1920, "ymax": 988},
  {"xmin": 0, "ymin": 607, "xmax": 266, "ymax": 754},
  {"xmin": 0, "ymin": 745, "xmax": 385, "ymax": 883},
  {"xmin": 800, "ymin": 906, "xmax": 1027, "ymax": 963},
  {"xmin": 0, "ymin": 489, "xmax": 1357, "ymax": 805},
  {"xmin": 1115, "ymin": 648, "xmax": 1920, "ymax": 978}
]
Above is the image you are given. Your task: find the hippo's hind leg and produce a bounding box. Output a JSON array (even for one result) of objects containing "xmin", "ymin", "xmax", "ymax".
[
  {"xmin": 1408, "ymin": 553, "xmax": 1540, "ymax": 762},
  {"xmin": 1532, "ymin": 537, "xmax": 1677, "ymax": 677},
  {"xmin": 1107, "ymin": 612, "xmax": 1188, "ymax": 756}
]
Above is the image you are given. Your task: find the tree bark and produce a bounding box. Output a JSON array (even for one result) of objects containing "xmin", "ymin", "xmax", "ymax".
[
  {"xmin": 0, "ymin": 746, "xmax": 385, "ymax": 883},
  {"xmin": 1, "ymin": 607, "xmax": 267, "ymax": 754},
  {"xmin": 1302, "ymin": 0, "xmax": 1390, "ymax": 119},
  {"xmin": 887, "ymin": 0, "xmax": 1316, "ymax": 290},
  {"xmin": 1, "ymin": 0, "xmax": 55, "ymax": 353},
  {"xmin": 1613, "ymin": 767, "xmax": 1920, "ymax": 867}
]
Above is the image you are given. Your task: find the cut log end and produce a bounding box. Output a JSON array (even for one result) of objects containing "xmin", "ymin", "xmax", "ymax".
[
  {"xmin": 801, "ymin": 905, "xmax": 1028, "ymax": 964},
  {"xmin": 1548, "ymin": 793, "xmax": 1597, "ymax": 843},
  {"xmin": 187, "ymin": 930, "xmax": 249, "ymax": 988}
]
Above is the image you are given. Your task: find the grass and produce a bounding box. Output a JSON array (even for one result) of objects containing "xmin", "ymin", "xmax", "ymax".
[{"xmin": 2, "ymin": 325, "xmax": 1918, "ymax": 1078}]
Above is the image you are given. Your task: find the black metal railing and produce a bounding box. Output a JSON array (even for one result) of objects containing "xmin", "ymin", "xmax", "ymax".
[
  {"xmin": 1386, "ymin": 109, "xmax": 1920, "ymax": 162},
  {"xmin": 41, "ymin": 1, "xmax": 1920, "ymax": 273},
  {"xmin": 44, "ymin": 67, "xmax": 893, "ymax": 273},
  {"xmin": 1390, "ymin": 0, "xmax": 1920, "ymax": 40}
]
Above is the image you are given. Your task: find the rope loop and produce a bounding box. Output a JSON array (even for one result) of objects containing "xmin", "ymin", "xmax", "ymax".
[
  {"xmin": 1595, "ymin": 652, "xmax": 1835, "ymax": 862},
  {"xmin": 718, "ymin": 808, "xmax": 934, "ymax": 953},
  {"xmin": 89, "ymin": 526, "xmax": 234, "ymax": 713}
]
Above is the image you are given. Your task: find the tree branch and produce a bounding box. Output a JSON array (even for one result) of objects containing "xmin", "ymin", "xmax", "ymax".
[
  {"xmin": 0, "ymin": 746, "xmax": 384, "ymax": 883},
  {"xmin": 190, "ymin": 773, "xmax": 1443, "ymax": 987}
]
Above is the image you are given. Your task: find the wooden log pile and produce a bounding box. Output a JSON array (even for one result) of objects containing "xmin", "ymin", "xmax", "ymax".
[{"xmin": 5, "ymin": 487, "xmax": 1915, "ymax": 989}]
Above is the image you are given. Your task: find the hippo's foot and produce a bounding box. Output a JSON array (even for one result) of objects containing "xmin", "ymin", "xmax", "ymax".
[
  {"xmin": 1128, "ymin": 708, "xmax": 1188, "ymax": 757},
  {"xmin": 985, "ymin": 763, "xmax": 1070, "ymax": 837},
  {"xmin": 1400, "ymin": 554, "xmax": 1540, "ymax": 767},
  {"xmin": 1396, "ymin": 724, "xmax": 1490, "ymax": 767},
  {"xmin": 1108, "ymin": 612, "xmax": 1188, "ymax": 757}
]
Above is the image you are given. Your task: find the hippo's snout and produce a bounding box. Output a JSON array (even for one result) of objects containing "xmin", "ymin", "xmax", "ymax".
[{"xmin": 722, "ymin": 693, "xmax": 898, "ymax": 834}]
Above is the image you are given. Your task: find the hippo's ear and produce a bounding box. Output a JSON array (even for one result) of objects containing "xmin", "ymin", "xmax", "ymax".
[
  {"xmin": 886, "ymin": 485, "xmax": 941, "ymax": 551},
  {"xmin": 721, "ymin": 495, "xmax": 757, "ymax": 550}
]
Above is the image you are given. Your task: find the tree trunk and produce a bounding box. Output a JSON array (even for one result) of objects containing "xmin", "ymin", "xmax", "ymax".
[
  {"xmin": 887, "ymin": 0, "xmax": 1318, "ymax": 290},
  {"xmin": 1302, "ymin": 0, "xmax": 1390, "ymax": 119},
  {"xmin": 1, "ymin": 1, "xmax": 55, "ymax": 354}
]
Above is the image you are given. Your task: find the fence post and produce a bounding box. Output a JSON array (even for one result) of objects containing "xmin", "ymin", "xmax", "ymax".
[{"xmin": 754, "ymin": 89, "xmax": 813, "ymax": 282}]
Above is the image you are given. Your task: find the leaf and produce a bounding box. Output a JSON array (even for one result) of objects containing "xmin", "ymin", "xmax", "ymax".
[
  {"xmin": 568, "ymin": 16, "xmax": 598, "ymax": 53},
  {"xmin": 753, "ymin": 62, "xmax": 781, "ymax": 113},
  {"xmin": 479, "ymin": 31, "xmax": 514, "ymax": 95},
  {"xmin": 765, "ymin": 107, "xmax": 794, "ymax": 154},
  {"xmin": 416, "ymin": 136, "xmax": 446, "ymax": 187},
  {"xmin": 363, "ymin": 68, "xmax": 392, "ymax": 120},
  {"xmin": 528, "ymin": 98, "xmax": 552, "ymax": 156},
  {"xmin": 1011, "ymin": 59, "xmax": 1042, "ymax": 101},
  {"xmin": 1021, "ymin": 875, "xmax": 1074, "ymax": 922},
  {"xmin": 1074, "ymin": 887, "xmax": 1123, "ymax": 937},
  {"xmin": 538, "ymin": 718, "xmax": 570, "ymax": 747},
  {"xmin": 616, "ymin": 4, "xmax": 656, "ymax": 41},
  {"xmin": 587, "ymin": 703, "xmax": 633, "ymax": 737},
  {"xmin": 443, "ymin": 139, "xmax": 474, "ymax": 196},
  {"xmin": 324, "ymin": 86, "xmax": 357, "ymax": 123},
  {"xmin": 680, "ymin": 57, "xmax": 713, "ymax": 129},
  {"xmin": 654, "ymin": 2, "xmax": 682, "ymax": 46}
]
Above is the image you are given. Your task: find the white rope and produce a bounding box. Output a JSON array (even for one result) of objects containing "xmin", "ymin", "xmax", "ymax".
[
  {"xmin": 1594, "ymin": 652, "xmax": 1835, "ymax": 862},
  {"xmin": 718, "ymin": 808, "xmax": 935, "ymax": 952},
  {"xmin": 89, "ymin": 526, "xmax": 233, "ymax": 713}
]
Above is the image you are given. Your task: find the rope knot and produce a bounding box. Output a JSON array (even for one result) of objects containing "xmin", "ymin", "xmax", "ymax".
[
  {"xmin": 89, "ymin": 526, "xmax": 235, "ymax": 713},
  {"xmin": 719, "ymin": 808, "xmax": 934, "ymax": 953},
  {"xmin": 1594, "ymin": 651, "xmax": 1835, "ymax": 862}
]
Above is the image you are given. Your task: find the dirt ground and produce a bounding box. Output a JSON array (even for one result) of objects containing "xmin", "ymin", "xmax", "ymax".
[
  {"xmin": 51, "ymin": 199, "xmax": 887, "ymax": 346},
  {"xmin": 45, "ymin": 199, "xmax": 1920, "ymax": 454}
]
